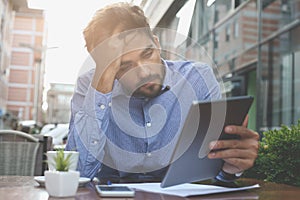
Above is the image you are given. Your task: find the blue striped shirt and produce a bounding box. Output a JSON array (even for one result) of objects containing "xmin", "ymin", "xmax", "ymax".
[{"xmin": 66, "ymin": 60, "xmax": 221, "ymax": 182}]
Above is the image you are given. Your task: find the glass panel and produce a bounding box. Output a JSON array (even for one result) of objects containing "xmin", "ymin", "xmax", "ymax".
[
  {"xmin": 294, "ymin": 51, "xmax": 300, "ymax": 123},
  {"xmin": 234, "ymin": 0, "xmax": 249, "ymax": 8},
  {"xmin": 226, "ymin": 26, "xmax": 230, "ymax": 42},
  {"xmin": 290, "ymin": 0, "xmax": 300, "ymax": 19},
  {"xmin": 292, "ymin": 26, "xmax": 300, "ymax": 123},
  {"xmin": 191, "ymin": 0, "xmax": 215, "ymax": 40},
  {"xmin": 281, "ymin": 54, "xmax": 293, "ymax": 125},
  {"xmin": 234, "ymin": 20, "xmax": 239, "ymax": 38},
  {"xmin": 214, "ymin": 0, "xmax": 232, "ymax": 23},
  {"xmin": 247, "ymin": 70, "xmax": 257, "ymax": 131},
  {"xmin": 214, "ymin": 32, "xmax": 219, "ymax": 49},
  {"xmin": 262, "ymin": 28, "xmax": 300, "ymax": 128},
  {"xmin": 262, "ymin": 0, "xmax": 300, "ymax": 40},
  {"xmin": 174, "ymin": 0, "xmax": 196, "ymax": 47},
  {"xmin": 260, "ymin": 43, "xmax": 271, "ymax": 128},
  {"xmin": 214, "ymin": 0, "xmax": 258, "ymax": 72}
]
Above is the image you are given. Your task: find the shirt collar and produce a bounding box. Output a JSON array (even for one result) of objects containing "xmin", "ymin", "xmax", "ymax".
[{"xmin": 161, "ymin": 59, "xmax": 172, "ymax": 89}]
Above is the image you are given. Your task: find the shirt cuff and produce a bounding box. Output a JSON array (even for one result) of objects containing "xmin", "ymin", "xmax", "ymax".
[{"xmin": 82, "ymin": 85, "xmax": 112, "ymax": 119}]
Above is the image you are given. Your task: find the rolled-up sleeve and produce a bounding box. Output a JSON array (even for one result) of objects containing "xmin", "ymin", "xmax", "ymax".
[{"xmin": 66, "ymin": 83, "xmax": 112, "ymax": 178}]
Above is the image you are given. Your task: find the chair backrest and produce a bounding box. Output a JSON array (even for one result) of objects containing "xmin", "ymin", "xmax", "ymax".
[
  {"xmin": 32, "ymin": 134, "xmax": 53, "ymax": 176},
  {"xmin": 0, "ymin": 130, "xmax": 40, "ymax": 176}
]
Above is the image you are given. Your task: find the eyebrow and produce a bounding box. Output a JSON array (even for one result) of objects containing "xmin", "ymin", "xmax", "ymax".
[{"xmin": 120, "ymin": 44, "xmax": 155, "ymax": 67}]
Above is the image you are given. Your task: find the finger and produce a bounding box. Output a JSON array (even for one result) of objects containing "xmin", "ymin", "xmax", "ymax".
[
  {"xmin": 224, "ymin": 125, "xmax": 259, "ymax": 140},
  {"xmin": 208, "ymin": 148, "xmax": 257, "ymax": 159},
  {"xmin": 209, "ymin": 138, "xmax": 259, "ymax": 151}
]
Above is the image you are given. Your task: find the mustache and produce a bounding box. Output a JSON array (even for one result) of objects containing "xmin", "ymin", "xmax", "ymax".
[{"xmin": 135, "ymin": 74, "xmax": 162, "ymax": 88}]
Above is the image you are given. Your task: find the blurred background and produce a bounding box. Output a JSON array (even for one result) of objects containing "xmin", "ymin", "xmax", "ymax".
[{"xmin": 0, "ymin": 0, "xmax": 299, "ymax": 147}]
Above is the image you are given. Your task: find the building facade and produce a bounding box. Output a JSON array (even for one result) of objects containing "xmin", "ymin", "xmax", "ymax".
[
  {"xmin": 0, "ymin": 0, "xmax": 15, "ymax": 125},
  {"xmin": 7, "ymin": 7, "xmax": 46, "ymax": 123},
  {"xmin": 0, "ymin": 0, "xmax": 30, "ymax": 128},
  {"xmin": 139, "ymin": 0, "xmax": 300, "ymax": 132}
]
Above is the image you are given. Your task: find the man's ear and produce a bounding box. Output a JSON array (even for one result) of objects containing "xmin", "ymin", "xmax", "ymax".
[{"xmin": 153, "ymin": 35, "xmax": 161, "ymax": 53}]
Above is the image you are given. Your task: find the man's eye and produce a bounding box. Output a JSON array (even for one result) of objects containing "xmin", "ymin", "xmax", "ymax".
[{"xmin": 144, "ymin": 49, "xmax": 153, "ymax": 58}]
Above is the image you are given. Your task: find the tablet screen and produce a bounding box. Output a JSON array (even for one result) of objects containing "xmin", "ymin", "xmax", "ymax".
[{"xmin": 161, "ymin": 96, "xmax": 254, "ymax": 188}]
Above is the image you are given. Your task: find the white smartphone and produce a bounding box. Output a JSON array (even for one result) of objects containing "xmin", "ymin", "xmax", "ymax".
[{"xmin": 96, "ymin": 185, "xmax": 135, "ymax": 197}]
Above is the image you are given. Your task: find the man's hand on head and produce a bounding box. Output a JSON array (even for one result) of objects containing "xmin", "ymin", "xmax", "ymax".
[
  {"xmin": 208, "ymin": 115, "xmax": 260, "ymax": 175},
  {"xmin": 90, "ymin": 29, "xmax": 154, "ymax": 94},
  {"xmin": 91, "ymin": 31, "xmax": 125, "ymax": 93}
]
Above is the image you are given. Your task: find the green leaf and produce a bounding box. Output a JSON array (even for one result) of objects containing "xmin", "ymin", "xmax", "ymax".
[
  {"xmin": 244, "ymin": 120, "xmax": 300, "ymax": 186},
  {"xmin": 53, "ymin": 149, "xmax": 72, "ymax": 171}
]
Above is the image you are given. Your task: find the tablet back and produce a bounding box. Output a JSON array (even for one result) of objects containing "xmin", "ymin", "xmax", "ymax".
[{"xmin": 160, "ymin": 96, "xmax": 254, "ymax": 188}]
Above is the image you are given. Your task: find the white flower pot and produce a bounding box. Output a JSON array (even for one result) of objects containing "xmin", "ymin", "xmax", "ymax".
[{"xmin": 45, "ymin": 170, "xmax": 80, "ymax": 197}]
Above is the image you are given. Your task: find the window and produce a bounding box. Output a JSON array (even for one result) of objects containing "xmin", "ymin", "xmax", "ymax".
[
  {"xmin": 226, "ymin": 26, "xmax": 230, "ymax": 42},
  {"xmin": 260, "ymin": 27, "xmax": 300, "ymax": 129},
  {"xmin": 214, "ymin": 32, "xmax": 219, "ymax": 49},
  {"xmin": 294, "ymin": 51, "xmax": 300, "ymax": 123},
  {"xmin": 215, "ymin": 10, "xmax": 219, "ymax": 23},
  {"xmin": 174, "ymin": 0, "xmax": 196, "ymax": 47},
  {"xmin": 0, "ymin": 43, "xmax": 2, "ymax": 67},
  {"xmin": 214, "ymin": 0, "xmax": 232, "ymax": 23},
  {"xmin": 281, "ymin": 54, "xmax": 293, "ymax": 125},
  {"xmin": 234, "ymin": 21, "xmax": 239, "ymax": 38},
  {"xmin": 234, "ymin": 0, "xmax": 248, "ymax": 8}
]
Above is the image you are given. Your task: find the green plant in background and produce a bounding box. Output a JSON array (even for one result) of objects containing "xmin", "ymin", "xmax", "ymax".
[
  {"xmin": 54, "ymin": 149, "xmax": 72, "ymax": 172},
  {"xmin": 245, "ymin": 120, "xmax": 300, "ymax": 186}
]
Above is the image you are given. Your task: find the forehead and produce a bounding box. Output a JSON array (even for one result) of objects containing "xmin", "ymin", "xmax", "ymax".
[
  {"xmin": 90, "ymin": 29, "xmax": 156, "ymax": 61},
  {"xmin": 119, "ymin": 30, "xmax": 155, "ymax": 53}
]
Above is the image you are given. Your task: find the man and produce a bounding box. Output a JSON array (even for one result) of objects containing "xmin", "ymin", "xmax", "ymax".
[{"xmin": 66, "ymin": 2, "xmax": 259, "ymax": 184}]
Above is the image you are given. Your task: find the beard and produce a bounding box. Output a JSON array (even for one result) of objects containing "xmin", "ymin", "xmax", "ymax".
[
  {"xmin": 119, "ymin": 63, "xmax": 166, "ymax": 98},
  {"xmin": 120, "ymin": 74, "xmax": 164, "ymax": 98},
  {"xmin": 132, "ymin": 82, "xmax": 163, "ymax": 98}
]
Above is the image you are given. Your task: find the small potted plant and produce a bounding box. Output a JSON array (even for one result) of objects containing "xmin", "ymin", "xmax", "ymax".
[{"xmin": 45, "ymin": 149, "xmax": 80, "ymax": 197}]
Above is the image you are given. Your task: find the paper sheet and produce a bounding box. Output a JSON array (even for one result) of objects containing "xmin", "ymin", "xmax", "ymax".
[{"xmin": 116, "ymin": 182, "xmax": 260, "ymax": 197}]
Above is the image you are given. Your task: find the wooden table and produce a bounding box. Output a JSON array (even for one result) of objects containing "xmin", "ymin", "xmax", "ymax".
[{"xmin": 0, "ymin": 176, "xmax": 299, "ymax": 199}]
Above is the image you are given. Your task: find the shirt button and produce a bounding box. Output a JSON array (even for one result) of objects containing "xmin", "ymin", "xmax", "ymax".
[
  {"xmin": 108, "ymin": 102, "xmax": 112, "ymax": 107},
  {"xmin": 100, "ymin": 104, "xmax": 105, "ymax": 109},
  {"xmin": 92, "ymin": 140, "xmax": 98, "ymax": 144},
  {"xmin": 146, "ymin": 122, "xmax": 151, "ymax": 127},
  {"xmin": 146, "ymin": 152, "xmax": 152, "ymax": 157}
]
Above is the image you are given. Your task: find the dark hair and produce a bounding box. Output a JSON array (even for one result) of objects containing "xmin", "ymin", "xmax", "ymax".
[{"xmin": 83, "ymin": 2, "xmax": 152, "ymax": 52}]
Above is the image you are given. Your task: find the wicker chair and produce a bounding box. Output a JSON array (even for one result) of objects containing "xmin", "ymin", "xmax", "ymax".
[
  {"xmin": 32, "ymin": 134, "xmax": 53, "ymax": 175},
  {"xmin": 0, "ymin": 130, "xmax": 40, "ymax": 176}
]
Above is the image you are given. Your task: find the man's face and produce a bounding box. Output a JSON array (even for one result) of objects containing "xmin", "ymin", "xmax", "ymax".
[{"xmin": 115, "ymin": 32, "xmax": 165, "ymax": 98}]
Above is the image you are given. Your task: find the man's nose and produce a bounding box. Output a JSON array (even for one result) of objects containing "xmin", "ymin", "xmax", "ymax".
[{"xmin": 137, "ymin": 65, "xmax": 151, "ymax": 79}]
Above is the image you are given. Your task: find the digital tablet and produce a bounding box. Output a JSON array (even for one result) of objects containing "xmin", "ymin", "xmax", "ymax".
[{"xmin": 160, "ymin": 96, "xmax": 254, "ymax": 188}]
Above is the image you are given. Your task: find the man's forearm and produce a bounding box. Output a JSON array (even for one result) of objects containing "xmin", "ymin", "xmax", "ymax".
[
  {"xmin": 92, "ymin": 73, "xmax": 115, "ymax": 93},
  {"xmin": 67, "ymin": 85, "xmax": 112, "ymax": 178}
]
